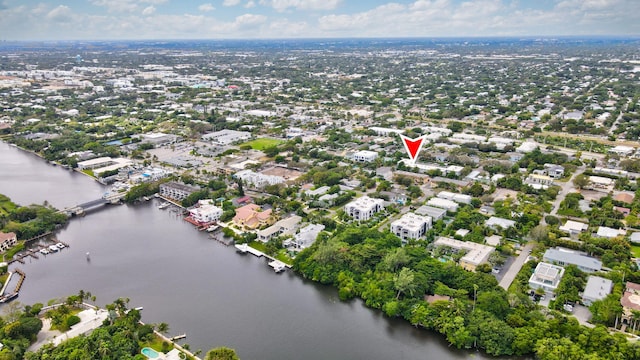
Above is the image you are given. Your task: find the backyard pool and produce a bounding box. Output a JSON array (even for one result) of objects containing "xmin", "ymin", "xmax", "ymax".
[{"xmin": 141, "ymin": 347, "xmax": 160, "ymax": 359}]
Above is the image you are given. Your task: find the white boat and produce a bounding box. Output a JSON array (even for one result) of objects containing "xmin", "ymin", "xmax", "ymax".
[
  {"xmin": 158, "ymin": 202, "xmax": 170, "ymax": 210},
  {"xmin": 235, "ymin": 243, "xmax": 249, "ymax": 253},
  {"xmin": 56, "ymin": 243, "xmax": 66, "ymax": 249},
  {"xmin": 48, "ymin": 245, "xmax": 59, "ymax": 252},
  {"xmin": 268, "ymin": 260, "xmax": 286, "ymax": 273},
  {"xmin": 39, "ymin": 249, "xmax": 49, "ymax": 255},
  {"xmin": 206, "ymin": 225, "xmax": 219, "ymax": 232}
]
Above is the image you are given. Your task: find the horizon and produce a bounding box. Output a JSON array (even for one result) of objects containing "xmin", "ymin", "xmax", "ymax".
[{"xmin": 1, "ymin": 0, "xmax": 639, "ymax": 41}]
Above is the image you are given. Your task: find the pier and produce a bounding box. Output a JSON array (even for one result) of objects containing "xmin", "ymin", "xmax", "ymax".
[{"xmin": 234, "ymin": 243, "xmax": 292, "ymax": 271}]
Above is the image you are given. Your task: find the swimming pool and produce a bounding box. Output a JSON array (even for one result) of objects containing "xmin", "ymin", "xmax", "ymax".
[{"xmin": 141, "ymin": 347, "xmax": 160, "ymax": 359}]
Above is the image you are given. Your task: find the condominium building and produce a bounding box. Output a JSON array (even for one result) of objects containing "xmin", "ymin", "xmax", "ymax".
[
  {"xmin": 159, "ymin": 181, "xmax": 199, "ymax": 201},
  {"xmin": 189, "ymin": 200, "xmax": 223, "ymax": 224},
  {"xmin": 390, "ymin": 213, "xmax": 432, "ymax": 241},
  {"xmin": 344, "ymin": 196, "xmax": 385, "ymax": 221},
  {"xmin": 529, "ymin": 262, "xmax": 565, "ymax": 292}
]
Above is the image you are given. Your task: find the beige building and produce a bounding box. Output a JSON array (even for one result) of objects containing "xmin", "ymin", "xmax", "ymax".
[{"xmin": 433, "ymin": 236, "xmax": 494, "ymax": 272}]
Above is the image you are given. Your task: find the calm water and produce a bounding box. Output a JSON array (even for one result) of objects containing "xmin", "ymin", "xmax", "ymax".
[{"xmin": 0, "ymin": 142, "xmax": 492, "ymax": 360}]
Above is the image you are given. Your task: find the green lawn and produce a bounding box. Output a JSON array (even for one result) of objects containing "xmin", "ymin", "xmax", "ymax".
[
  {"xmin": 241, "ymin": 138, "xmax": 284, "ymax": 151},
  {"xmin": 631, "ymin": 244, "xmax": 640, "ymax": 258}
]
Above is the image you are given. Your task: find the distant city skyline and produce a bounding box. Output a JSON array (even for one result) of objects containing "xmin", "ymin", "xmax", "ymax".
[{"xmin": 0, "ymin": 0, "xmax": 639, "ymax": 41}]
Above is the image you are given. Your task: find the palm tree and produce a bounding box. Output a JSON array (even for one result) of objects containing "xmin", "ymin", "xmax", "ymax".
[
  {"xmin": 157, "ymin": 322, "xmax": 170, "ymax": 334},
  {"xmin": 631, "ymin": 310, "xmax": 640, "ymax": 334},
  {"xmin": 394, "ymin": 267, "xmax": 417, "ymax": 299}
]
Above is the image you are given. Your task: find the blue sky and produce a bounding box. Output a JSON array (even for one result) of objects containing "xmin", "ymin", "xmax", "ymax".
[{"xmin": 0, "ymin": 0, "xmax": 638, "ymax": 40}]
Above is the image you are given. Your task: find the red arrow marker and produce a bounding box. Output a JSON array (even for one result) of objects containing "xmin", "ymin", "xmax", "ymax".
[{"xmin": 400, "ymin": 134, "xmax": 426, "ymax": 163}]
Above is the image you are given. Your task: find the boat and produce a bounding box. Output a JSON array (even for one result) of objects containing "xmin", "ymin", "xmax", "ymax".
[
  {"xmin": 206, "ymin": 225, "xmax": 219, "ymax": 232},
  {"xmin": 268, "ymin": 260, "xmax": 286, "ymax": 273},
  {"xmin": 39, "ymin": 248, "xmax": 49, "ymax": 255},
  {"xmin": 86, "ymin": 252, "xmax": 90, "ymax": 261},
  {"xmin": 0, "ymin": 293, "xmax": 18, "ymax": 303},
  {"xmin": 158, "ymin": 202, "xmax": 170, "ymax": 210},
  {"xmin": 235, "ymin": 243, "xmax": 249, "ymax": 254},
  {"xmin": 56, "ymin": 243, "xmax": 66, "ymax": 249},
  {"xmin": 48, "ymin": 245, "xmax": 59, "ymax": 252},
  {"xmin": 143, "ymin": 196, "xmax": 151, "ymax": 201}
]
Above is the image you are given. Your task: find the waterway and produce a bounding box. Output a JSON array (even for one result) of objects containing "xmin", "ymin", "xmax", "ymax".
[{"xmin": 0, "ymin": 142, "xmax": 493, "ymax": 360}]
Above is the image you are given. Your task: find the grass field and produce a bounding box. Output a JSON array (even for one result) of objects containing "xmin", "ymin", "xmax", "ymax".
[
  {"xmin": 632, "ymin": 244, "xmax": 640, "ymax": 258},
  {"xmin": 241, "ymin": 138, "xmax": 283, "ymax": 150}
]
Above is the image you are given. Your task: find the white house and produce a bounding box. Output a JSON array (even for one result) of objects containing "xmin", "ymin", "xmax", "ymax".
[
  {"xmin": 0, "ymin": 232, "xmax": 17, "ymax": 252},
  {"xmin": 596, "ymin": 226, "xmax": 626, "ymax": 239},
  {"xmin": 257, "ymin": 215, "xmax": 302, "ymax": 242},
  {"xmin": 390, "ymin": 213, "xmax": 432, "ymax": 241},
  {"xmin": 559, "ymin": 220, "xmax": 589, "ymax": 237},
  {"xmin": 427, "ymin": 197, "xmax": 459, "ymax": 212},
  {"xmin": 433, "ymin": 237, "xmax": 494, "ymax": 272},
  {"xmin": 485, "ymin": 216, "xmax": 516, "ymax": 229},
  {"xmin": 234, "ymin": 170, "xmax": 285, "ymax": 189},
  {"xmin": 344, "ymin": 196, "xmax": 385, "ymax": 221},
  {"xmin": 582, "ymin": 276, "xmax": 613, "ymax": 306},
  {"xmin": 437, "ymin": 191, "xmax": 472, "ymax": 204},
  {"xmin": 351, "ymin": 150, "xmax": 378, "ymax": 163},
  {"xmin": 189, "ymin": 200, "xmax": 223, "ymax": 224},
  {"xmin": 288, "ymin": 224, "xmax": 325, "ymax": 251},
  {"xmin": 529, "ymin": 262, "xmax": 565, "ymax": 292}
]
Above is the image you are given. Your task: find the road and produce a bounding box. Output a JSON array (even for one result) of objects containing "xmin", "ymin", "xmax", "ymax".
[
  {"xmin": 549, "ymin": 166, "xmax": 584, "ymax": 216},
  {"xmin": 499, "ymin": 242, "xmax": 535, "ymax": 290}
]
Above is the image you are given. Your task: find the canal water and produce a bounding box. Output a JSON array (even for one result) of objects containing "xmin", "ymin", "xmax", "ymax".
[{"xmin": 0, "ymin": 142, "xmax": 493, "ymax": 360}]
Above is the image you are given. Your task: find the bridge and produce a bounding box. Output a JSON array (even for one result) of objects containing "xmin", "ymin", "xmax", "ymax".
[{"xmin": 60, "ymin": 192, "xmax": 126, "ymax": 216}]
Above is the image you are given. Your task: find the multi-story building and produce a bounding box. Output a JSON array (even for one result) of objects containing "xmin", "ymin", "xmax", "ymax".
[
  {"xmin": 233, "ymin": 170, "xmax": 284, "ymax": 189},
  {"xmin": 0, "ymin": 232, "xmax": 17, "ymax": 252},
  {"xmin": 529, "ymin": 262, "xmax": 565, "ymax": 292},
  {"xmin": 390, "ymin": 213, "xmax": 432, "ymax": 241},
  {"xmin": 159, "ymin": 181, "xmax": 199, "ymax": 201},
  {"xmin": 543, "ymin": 247, "xmax": 602, "ymax": 273},
  {"xmin": 189, "ymin": 200, "xmax": 223, "ymax": 224},
  {"xmin": 351, "ymin": 150, "xmax": 378, "ymax": 163},
  {"xmin": 344, "ymin": 196, "xmax": 385, "ymax": 221}
]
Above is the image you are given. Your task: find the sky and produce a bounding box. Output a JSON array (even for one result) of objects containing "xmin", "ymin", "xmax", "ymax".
[{"xmin": 0, "ymin": 0, "xmax": 639, "ymax": 41}]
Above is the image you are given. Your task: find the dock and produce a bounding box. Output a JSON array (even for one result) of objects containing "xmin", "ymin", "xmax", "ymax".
[
  {"xmin": 210, "ymin": 233, "xmax": 234, "ymax": 246},
  {"xmin": 234, "ymin": 243, "xmax": 292, "ymax": 271},
  {"xmin": 234, "ymin": 243, "xmax": 264, "ymax": 257},
  {"xmin": 170, "ymin": 334, "xmax": 187, "ymax": 341}
]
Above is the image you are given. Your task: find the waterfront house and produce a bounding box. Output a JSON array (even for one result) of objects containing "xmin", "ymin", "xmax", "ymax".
[
  {"xmin": 287, "ymin": 224, "xmax": 325, "ymax": 251},
  {"xmin": 188, "ymin": 200, "xmax": 223, "ymax": 224},
  {"xmin": 0, "ymin": 232, "xmax": 17, "ymax": 252},
  {"xmin": 233, "ymin": 204, "xmax": 273, "ymax": 230},
  {"xmin": 257, "ymin": 215, "xmax": 302, "ymax": 242}
]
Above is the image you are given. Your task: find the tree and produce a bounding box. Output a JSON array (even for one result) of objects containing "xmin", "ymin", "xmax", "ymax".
[
  {"xmin": 157, "ymin": 322, "xmax": 169, "ymax": 334},
  {"xmin": 205, "ymin": 347, "xmax": 240, "ymax": 360},
  {"xmin": 573, "ymin": 173, "xmax": 589, "ymax": 190},
  {"xmin": 394, "ymin": 267, "xmax": 417, "ymax": 299}
]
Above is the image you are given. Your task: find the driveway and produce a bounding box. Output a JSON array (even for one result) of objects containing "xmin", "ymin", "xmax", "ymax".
[{"xmin": 499, "ymin": 242, "xmax": 535, "ymax": 290}]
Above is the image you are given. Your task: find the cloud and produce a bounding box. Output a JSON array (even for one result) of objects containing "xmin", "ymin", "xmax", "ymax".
[
  {"xmin": 142, "ymin": 6, "xmax": 156, "ymax": 16},
  {"xmin": 262, "ymin": 0, "xmax": 342, "ymax": 12},
  {"xmin": 234, "ymin": 13, "xmax": 267, "ymax": 27},
  {"xmin": 198, "ymin": 3, "xmax": 215, "ymax": 12},
  {"xmin": 45, "ymin": 5, "xmax": 74, "ymax": 23},
  {"xmin": 90, "ymin": 0, "xmax": 139, "ymax": 13},
  {"xmin": 245, "ymin": 1, "xmax": 256, "ymax": 8},
  {"xmin": 223, "ymin": 0, "xmax": 242, "ymax": 6}
]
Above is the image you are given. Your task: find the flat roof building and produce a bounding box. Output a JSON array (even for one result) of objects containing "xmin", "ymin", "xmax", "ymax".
[
  {"xmin": 159, "ymin": 181, "xmax": 199, "ymax": 201},
  {"xmin": 543, "ymin": 247, "xmax": 602, "ymax": 273},
  {"xmin": 582, "ymin": 276, "xmax": 613, "ymax": 306},
  {"xmin": 529, "ymin": 262, "xmax": 565, "ymax": 292},
  {"xmin": 427, "ymin": 197, "xmax": 459, "ymax": 212},
  {"xmin": 390, "ymin": 213, "xmax": 432, "ymax": 242},
  {"xmin": 433, "ymin": 236, "xmax": 494, "ymax": 272},
  {"xmin": 415, "ymin": 205, "xmax": 447, "ymax": 221},
  {"xmin": 344, "ymin": 196, "xmax": 385, "ymax": 221}
]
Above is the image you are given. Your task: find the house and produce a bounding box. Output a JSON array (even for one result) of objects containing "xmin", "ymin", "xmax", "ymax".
[
  {"xmin": 543, "ymin": 247, "xmax": 602, "ymax": 273},
  {"xmin": 234, "ymin": 170, "xmax": 285, "ymax": 189},
  {"xmin": 188, "ymin": 200, "xmax": 223, "ymax": 224},
  {"xmin": 432, "ymin": 237, "xmax": 494, "ymax": 272},
  {"xmin": 485, "ymin": 216, "xmax": 516, "ymax": 230},
  {"xmin": 415, "ymin": 205, "xmax": 447, "ymax": 221},
  {"xmin": 559, "ymin": 220, "xmax": 589, "ymax": 237},
  {"xmin": 525, "ymin": 174, "xmax": 554, "ymax": 188},
  {"xmin": 588, "ymin": 176, "xmax": 614, "ymax": 190},
  {"xmin": 596, "ymin": 226, "xmax": 626, "ymax": 239},
  {"xmin": 544, "ymin": 165, "xmax": 565, "ymax": 179},
  {"xmin": 233, "ymin": 204, "xmax": 273, "ymax": 229},
  {"xmin": 159, "ymin": 181, "xmax": 199, "ymax": 201},
  {"xmin": 390, "ymin": 213, "xmax": 432, "ymax": 241},
  {"xmin": 287, "ymin": 224, "xmax": 325, "ymax": 251},
  {"xmin": 529, "ymin": 262, "xmax": 565, "ymax": 292},
  {"xmin": 485, "ymin": 235, "xmax": 501, "ymax": 247},
  {"xmin": 426, "ymin": 197, "xmax": 458, "ymax": 212},
  {"xmin": 621, "ymin": 282, "xmax": 640, "ymax": 325},
  {"xmin": 614, "ymin": 192, "xmax": 635, "ymax": 204},
  {"xmin": 0, "ymin": 232, "xmax": 17, "ymax": 252},
  {"xmin": 630, "ymin": 232, "xmax": 640, "ymax": 244},
  {"xmin": 582, "ymin": 276, "xmax": 613, "ymax": 306},
  {"xmin": 609, "ymin": 145, "xmax": 634, "ymax": 157},
  {"xmin": 257, "ymin": 215, "xmax": 302, "ymax": 242},
  {"xmin": 344, "ymin": 196, "xmax": 385, "ymax": 221},
  {"xmin": 351, "ymin": 150, "xmax": 378, "ymax": 163},
  {"xmin": 437, "ymin": 191, "xmax": 472, "ymax": 204},
  {"xmin": 517, "ymin": 141, "xmax": 538, "ymax": 153}
]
